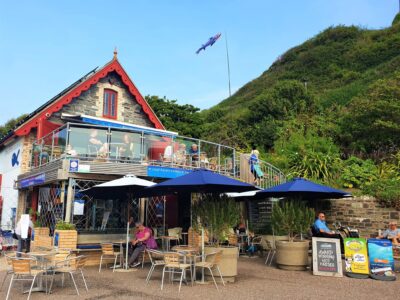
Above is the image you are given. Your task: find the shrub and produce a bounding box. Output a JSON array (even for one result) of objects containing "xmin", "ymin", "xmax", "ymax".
[
  {"xmin": 55, "ymin": 221, "xmax": 76, "ymax": 230},
  {"xmin": 339, "ymin": 156, "xmax": 378, "ymax": 189}
]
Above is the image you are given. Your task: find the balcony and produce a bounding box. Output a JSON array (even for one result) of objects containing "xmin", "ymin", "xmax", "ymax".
[{"xmin": 28, "ymin": 122, "xmax": 285, "ymax": 188}]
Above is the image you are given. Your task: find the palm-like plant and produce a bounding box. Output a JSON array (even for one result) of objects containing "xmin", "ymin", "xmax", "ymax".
[
  {"xmin": 192, "ymin": 194, "xmax": 240, "ymax": 245},
  {"xmin": 271, "ymin": 200, "xmax": 315, "ymax": 242}
]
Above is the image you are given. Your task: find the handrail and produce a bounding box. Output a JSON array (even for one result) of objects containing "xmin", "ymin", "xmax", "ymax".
[{"xmin": 28, "ymin": 122, "xmax": 286, "ymax": 186}]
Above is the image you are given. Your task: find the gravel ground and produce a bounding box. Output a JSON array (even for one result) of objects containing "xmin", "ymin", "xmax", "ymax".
[{"xmin": 0, "ymin": 256, "xmax": 399, "ymax": 300}]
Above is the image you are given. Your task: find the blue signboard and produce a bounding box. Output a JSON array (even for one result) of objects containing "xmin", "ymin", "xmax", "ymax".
[
  {"xmin": 69, "ymin": 159, "xmax": 79, "ymax": 172},
  {"xmin": 147, "ymin": 166, "xmax": 191, "ymax": 178},
  {"xmin": 368, "ymin": 238, "xmax": 395, "ymax": 272},
  {"xmin": 20, "ymin": 173, "xmax": 46, "ymax": 188}
]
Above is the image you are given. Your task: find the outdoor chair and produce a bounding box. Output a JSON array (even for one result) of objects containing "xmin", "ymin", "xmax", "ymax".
[
  {"xmin": 99, "ymin": 243, "xmax": 121, "ymax": 272},
  {"xmin": 264, "ymin": 239, "xmax": 276, "ymax": 266},
  {"xmin": 5, "ymin": 256, "xmax": 43, "ymax": 300},
  {"xmin": 1, "ymin": 254, "xmax": 14, "ymax": 291},
  {"xmin": 161, "ymin": 252, "xmax": 192, "ymax": 292},
  {"xmin": 168, "ymin": 227, "xmax": 182, "ymax": 242},
  {"xmin": 194, "ymin": 251, "xmax": 225, "ymax": 291},
  {"xmin": 146, "ymin": 249, "xmax": 165, "ymax": 284},
  {"xmin": 49, "ymin": 255, "xmax": 88, "ymax": 296}
]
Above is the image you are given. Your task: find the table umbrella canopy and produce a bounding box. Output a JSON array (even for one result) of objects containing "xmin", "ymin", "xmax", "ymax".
[
  {"xmin": 135, "ymin": 169, "xmax": 258, "ymax": 197},
  {"xmin": 253, "ymin": 177, "xmax": 351, "ymax": 200},
  {"xmin": 82, "ymin": 174, "xmax": 155, "ymax": 199}
]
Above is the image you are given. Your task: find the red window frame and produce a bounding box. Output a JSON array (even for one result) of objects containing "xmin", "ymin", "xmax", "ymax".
[{"xmin": 103, "ymin": 89, "xmax": 118, "ymax": 119}]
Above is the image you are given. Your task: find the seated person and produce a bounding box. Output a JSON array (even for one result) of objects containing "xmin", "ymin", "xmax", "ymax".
[
  {"xmin": 377, "ymin": 221, "xmax": 400, "ymax": 245},
  {"xmin": 118, "ymin": 133, "xmax": 134, "ymax": 159},
  {"xmin": 89, "ymin": 129, "xmax": 108, "ymax": 157},
  {"xmin": 313, "ymin": 212, "xmax": 343, "ymax": 252},
  {"xmin": 189, "ymin": 143, "xmax": 199, "ymax": 165},
  {"xmin": 163, "ymin": 145, "xmax": 174, "ymax": 162},
  {"xmin": 175, "ymin": 143, "xmax": 187, "ymax": 165},
  {"xmin": 128, "ymin": 221, "xmax": 157, "ymax": 268},
  {"xmin": 313, "ymin": 212, "xmax": 338, "ymax": 237}
]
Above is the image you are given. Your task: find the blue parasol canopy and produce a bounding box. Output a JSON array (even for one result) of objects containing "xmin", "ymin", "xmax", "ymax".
[
  {"xmin": 254, "ymin": 177, "xmax": 351, "ymax": 200},
  {"xmin": 135, "ymin": 169, "xmax": 258, "ymax": 197}
]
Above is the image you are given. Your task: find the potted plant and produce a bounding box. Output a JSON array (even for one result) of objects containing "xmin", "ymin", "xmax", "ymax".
[
  {"xmin": 192, "ymin": 194, "xmax": 240, "ymax": 282},
  {"xmin": 271, "ymin": 200, "xmax": 315, "ymax": 271},
  {"xmin": 54, "ymin": 221, "xmax": 78, "ymax": 249}
]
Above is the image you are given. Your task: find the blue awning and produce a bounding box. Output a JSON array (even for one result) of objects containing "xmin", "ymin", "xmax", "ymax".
[{"xmin": 63, "ymin": 113, "xmax": 178, "ymax": 137}]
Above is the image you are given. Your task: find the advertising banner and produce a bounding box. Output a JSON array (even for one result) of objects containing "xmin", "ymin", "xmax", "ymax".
[
  {"xmin": 368, "ymin": 239, "xmax": 395, "ymax": 275},
  {"xmin": 344, "ymin": 238, "xmax": 369, "ymax": 275}
]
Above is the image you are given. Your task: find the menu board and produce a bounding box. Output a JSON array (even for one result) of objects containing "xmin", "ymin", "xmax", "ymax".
[
  {"xmin": 312, "ymin": 237, "xmax": 343, "ymax": 277},
  {"xmin": 344, "ymin": 238, "xmax": 369, "ymax": 276}
]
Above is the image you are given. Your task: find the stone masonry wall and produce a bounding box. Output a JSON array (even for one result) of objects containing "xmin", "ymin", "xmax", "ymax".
[
  {"xmin": 50, "ymin": 71, "xmax": 155, "ymax": 128},
  {"xmin": 314, "ymin": 196, "xmax": 400, "ymax": 238}
]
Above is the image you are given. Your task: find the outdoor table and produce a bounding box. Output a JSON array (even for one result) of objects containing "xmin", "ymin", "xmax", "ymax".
[
  {"xmin": 171, "ymin": 245, "xmax": 199, "ymax": 284},
  {"xmin": 26, "ymin": 250, "xmax": 58, "ymax": 294},
  {"xmin": 113, "ymin": 239, "xmax": 127, "ymax": 269},
  {"xmin": 161, "ymin": 236, "xmax": 179, "ymax": 251}
]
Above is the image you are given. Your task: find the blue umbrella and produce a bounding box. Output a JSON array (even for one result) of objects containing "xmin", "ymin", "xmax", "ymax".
[
  {"xmin": 254, "ymin": 177, "xmax": 351, "ymax": 200},
  {"xmin": 136, "ymin": 169, "xmax": 258, "ymax": 197}
]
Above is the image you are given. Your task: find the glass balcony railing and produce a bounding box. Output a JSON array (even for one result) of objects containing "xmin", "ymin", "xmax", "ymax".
[{"xmin": 29, "ymin": 122, "xmax": 285, "ymax": 187}]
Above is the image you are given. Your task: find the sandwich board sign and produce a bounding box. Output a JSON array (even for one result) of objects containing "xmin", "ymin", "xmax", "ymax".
[
  {"xmin": 344, "ymin": 238, "xmax": 369, "ymax": 278},
  {"xmin": 312, "ymin": 237, "xmax": 343, "ymax": 277}
]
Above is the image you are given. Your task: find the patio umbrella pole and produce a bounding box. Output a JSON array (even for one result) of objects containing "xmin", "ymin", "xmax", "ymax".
[
  {"xmin": 126, "ymin": 220, "xmax": 129, "ymax": 270},
  {"xmin": 201, "ymin": 226, "xmax": 205, "ymax": 283}
]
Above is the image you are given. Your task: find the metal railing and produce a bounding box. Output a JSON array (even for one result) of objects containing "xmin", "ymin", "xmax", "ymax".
[{"xmin": 29, "ymin": 122, "xmax": 285, "ymax": 188}]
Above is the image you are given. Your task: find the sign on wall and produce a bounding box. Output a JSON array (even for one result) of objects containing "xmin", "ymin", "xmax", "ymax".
[
  {"xmin": 344, "ymin": 238, "xmax": 369, "ymax": 277},
  {"xmin": 69, "ymin": 159, "xmax": 79, "ymax": 172},
  {"xmin": 312, "ymin": 237, "xmax": 343, "ymax": 277},
  {"xmin": 20, "ymin": 173, "xmax": 46, "ymax": 188},
  {"xmin": 147, "ymin": 166, "xmax": 191, "ymax": 178}
]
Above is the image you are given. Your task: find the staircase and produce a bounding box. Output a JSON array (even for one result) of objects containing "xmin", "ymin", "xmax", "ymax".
[{"xmin": 236, "ymin": 153, "xmax": 286, "ymax": 189}]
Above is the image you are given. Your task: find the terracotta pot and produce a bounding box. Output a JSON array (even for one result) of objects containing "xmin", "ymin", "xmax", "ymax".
[{"xmin": 275, "ymin": 240, "xmax": 310, "ymax": 271}]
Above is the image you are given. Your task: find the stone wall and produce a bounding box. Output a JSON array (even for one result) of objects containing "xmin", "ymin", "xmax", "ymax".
[
  {"xmin": 51, "ymin": 71, "xmax": 155, "ymax": 128},
  {"xmin": 314, "ymin": 196, "xmax": 400, "ymax": 238}
]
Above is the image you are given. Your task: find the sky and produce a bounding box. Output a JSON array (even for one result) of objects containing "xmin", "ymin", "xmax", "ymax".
[{"xmin": 0, "ymin": 0, "xmax": 398, "ymax": 124}]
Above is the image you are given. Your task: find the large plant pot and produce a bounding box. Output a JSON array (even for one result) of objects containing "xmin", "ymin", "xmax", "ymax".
[
  {"xmin": 54, "ymin": 229, "xmax": 78, "ymax": 249},
  {"xmin": 262, "ymin": 235, "xmax": 289, "ymax": 250},
  {"xmin": 275, "ymin": 240, "xmax": 309, "ymax": 271},
  {"xmin": 204, "ymin": 246, "xmax": 238, "ymax": 283}
]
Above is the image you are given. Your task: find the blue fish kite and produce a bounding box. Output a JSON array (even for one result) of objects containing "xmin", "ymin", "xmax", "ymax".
[{"xmin": 196, "ymin": 33, "xmax": 221, "ymax": 54}]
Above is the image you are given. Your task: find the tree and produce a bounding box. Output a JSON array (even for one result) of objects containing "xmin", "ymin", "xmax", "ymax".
[
  {"xmin": 145, "ymin": 95, "xmax": 204, "ymax": 138},
  {"xmin": 339, "ymin": 72, "xmax": 400, "ymax": 156},
  {"xmin": 0, "ymin": 114, "xmax": 28, "ymax": 139}
]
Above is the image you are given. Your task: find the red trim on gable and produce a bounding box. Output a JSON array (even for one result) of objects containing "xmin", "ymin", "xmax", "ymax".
[{"xmin": 14, "ymin": 59, "xmax": 164, "ymax": 137}]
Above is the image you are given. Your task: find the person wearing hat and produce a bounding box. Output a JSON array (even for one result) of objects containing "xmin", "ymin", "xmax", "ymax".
[{"xmin": 377, "ymin": 221, "xmax": 400, "ymax": 245}]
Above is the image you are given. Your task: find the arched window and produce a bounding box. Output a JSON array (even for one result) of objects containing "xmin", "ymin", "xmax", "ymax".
[{"xmin": 103, "ymin": 89, "xmax": 117, "ymax": 119}]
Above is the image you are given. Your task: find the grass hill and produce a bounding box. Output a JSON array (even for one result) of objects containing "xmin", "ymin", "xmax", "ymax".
[{"xmin": 201, "ymin": 16, "xmax": 400, "ymax": 155}]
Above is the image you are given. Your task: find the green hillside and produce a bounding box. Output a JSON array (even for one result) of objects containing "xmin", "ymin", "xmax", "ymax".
[
  {"xmin": 202, "ymin": 20, "xmax": 400, "ymax": 151},
  {"xmin": 199, "ymin": 15, "xmax": 400, "ymax": 207}
]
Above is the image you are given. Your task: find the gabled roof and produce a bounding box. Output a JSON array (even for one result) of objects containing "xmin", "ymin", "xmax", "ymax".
[{"xmin": 1, "ymin": 56, "xmax": 165, "ymax": 145}]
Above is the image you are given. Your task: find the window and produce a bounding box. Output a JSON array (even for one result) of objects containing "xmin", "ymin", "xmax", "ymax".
[{"xmin": 103, "ymin": 89, "xmax": 117, "ymax": 119}]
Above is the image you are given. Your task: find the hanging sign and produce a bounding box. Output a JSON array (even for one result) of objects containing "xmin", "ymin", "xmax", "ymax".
[
  {"xmin": 312, "ymin": 237, "xmax": 343, "ymax": 277},
  {"xmin": 344, "ymin": 238, "xmax": 369, "ymax": 276}
]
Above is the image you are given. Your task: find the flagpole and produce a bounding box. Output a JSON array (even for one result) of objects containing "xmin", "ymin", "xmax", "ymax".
[{"xmin": 225, "ymin": 32, "xmax": 232, "ymax": 97}]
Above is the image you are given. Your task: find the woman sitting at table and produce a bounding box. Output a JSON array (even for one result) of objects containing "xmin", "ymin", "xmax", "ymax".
[{"xmin": 128, "ymin": 221, "xmax": 157, "ymax": 268}]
